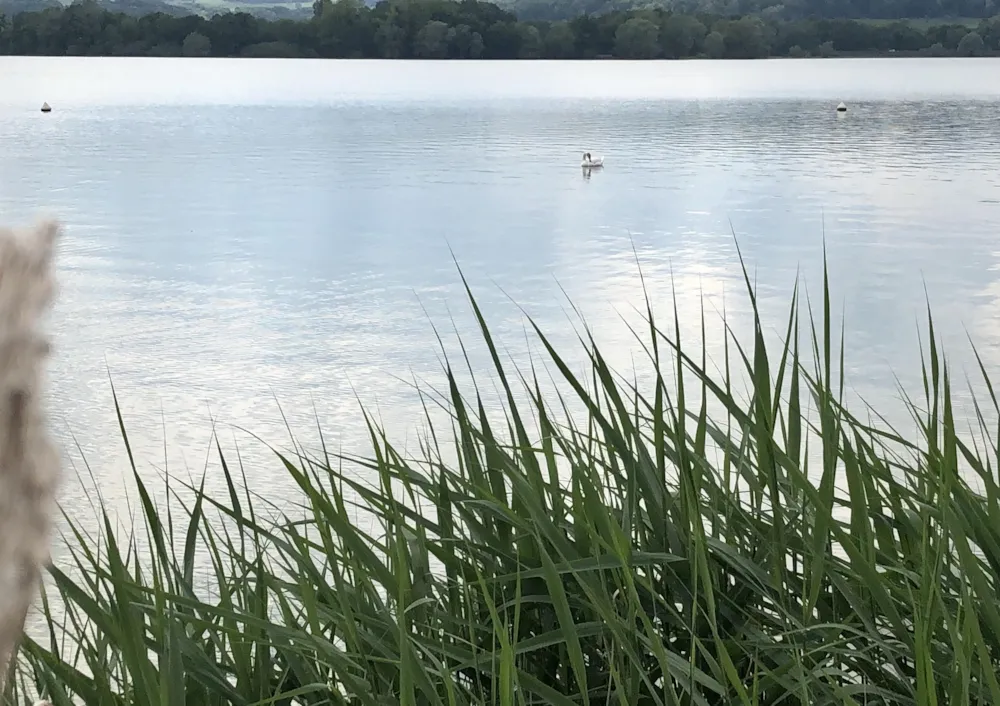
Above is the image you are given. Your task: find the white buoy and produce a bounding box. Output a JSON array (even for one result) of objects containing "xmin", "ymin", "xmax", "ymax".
[
  {"xmin": 836, "ymin": 102, "xmax": 847, "ymax": 112},
  {"xmin": 40, "ymin": 102, "xmax": 51, "ymax": 113}
]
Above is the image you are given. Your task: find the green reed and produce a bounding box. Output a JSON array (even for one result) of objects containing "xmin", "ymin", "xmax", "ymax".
[{"xmin": 6, "ymin": 252, "xmax": 1000, "ymax": 706}]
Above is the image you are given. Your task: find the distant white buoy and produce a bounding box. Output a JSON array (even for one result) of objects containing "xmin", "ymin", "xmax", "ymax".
[
  {"xmin": 40, "ymin": 102, "xmax": 51, "ymax": 113},
  {"xmin": 836, "ymin": 102, "xmax": 847, "ymax": 112}
]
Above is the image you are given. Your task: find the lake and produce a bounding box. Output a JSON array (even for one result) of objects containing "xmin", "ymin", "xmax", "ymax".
[{"xmin": 1, "ymin": 56, "xmax": 1000, "ymax": 528}]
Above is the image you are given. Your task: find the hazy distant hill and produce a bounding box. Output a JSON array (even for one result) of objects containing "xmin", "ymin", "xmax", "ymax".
[
  {"xmin": 0, "ymin": 0, "xmax": 313, "ymax": 18},
  {"xmin": 1, "ymin": 0, "xmax": 992, "ymax": 24}
]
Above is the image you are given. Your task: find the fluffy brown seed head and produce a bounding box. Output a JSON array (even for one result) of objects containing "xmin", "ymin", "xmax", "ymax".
[{"xmin": 0, "ymin": 220, "xmax": 61, "ymax": 692}]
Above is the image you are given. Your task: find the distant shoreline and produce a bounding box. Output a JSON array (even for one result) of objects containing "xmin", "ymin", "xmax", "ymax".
[
  {"xmin": 5, "ymin": 52, "xmax": 999, "ymax": 59},
  {"xmin": 0, "ymin": 0, "xmax": 995, "ymax": 61}
]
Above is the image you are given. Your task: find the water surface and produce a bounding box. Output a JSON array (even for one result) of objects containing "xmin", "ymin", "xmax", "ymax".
[{"xmin": 0, "ymin": 57, "xmax": 998, "ymax": 526}]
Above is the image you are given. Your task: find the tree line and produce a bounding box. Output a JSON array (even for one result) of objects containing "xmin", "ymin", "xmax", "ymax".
[
  {"xmin": 508, "ymin": 0, "xmax": 999, "ymax": 23},
  {"xmin": 0, "ymin": 0, "xmax": 998, "ymax": 59}
]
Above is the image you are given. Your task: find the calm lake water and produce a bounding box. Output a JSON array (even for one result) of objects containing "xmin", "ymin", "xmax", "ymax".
[{"xmin": 1, "ymin": 57, "xmax": 1000, "ymax": 528}]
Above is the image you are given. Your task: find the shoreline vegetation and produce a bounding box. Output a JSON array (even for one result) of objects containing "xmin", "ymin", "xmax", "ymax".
[
  {"xmin": 1, "ymin": 0, "xmax": 1000, "ymax": 59},
  {"xmin": 9, "ymin": 258, "xmax": 1000, "ymax": 704}
]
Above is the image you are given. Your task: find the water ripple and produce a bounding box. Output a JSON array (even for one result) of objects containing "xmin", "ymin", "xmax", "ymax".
[{"xmin": 0, "ymin": 57, "xmax": 998, "ymax": 531}]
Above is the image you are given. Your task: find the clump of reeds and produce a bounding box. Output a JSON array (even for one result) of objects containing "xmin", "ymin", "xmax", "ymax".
[
  {"xmin": 0, "ymin": 221, "xmax": 60, "ymax": 698},
  {"xmin": 9, "ymin": 253, "xmax": 1000, "ymax": 705}
]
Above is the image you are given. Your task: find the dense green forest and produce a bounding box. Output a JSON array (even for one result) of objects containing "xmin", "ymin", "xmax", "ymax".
[
  {"xmin": 505, "ymin": 0, "xmax": 997, "ymax": 23},
  {"xmin": 0, "ymin": 0, "xmax": 998, "ymax": 58}
]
